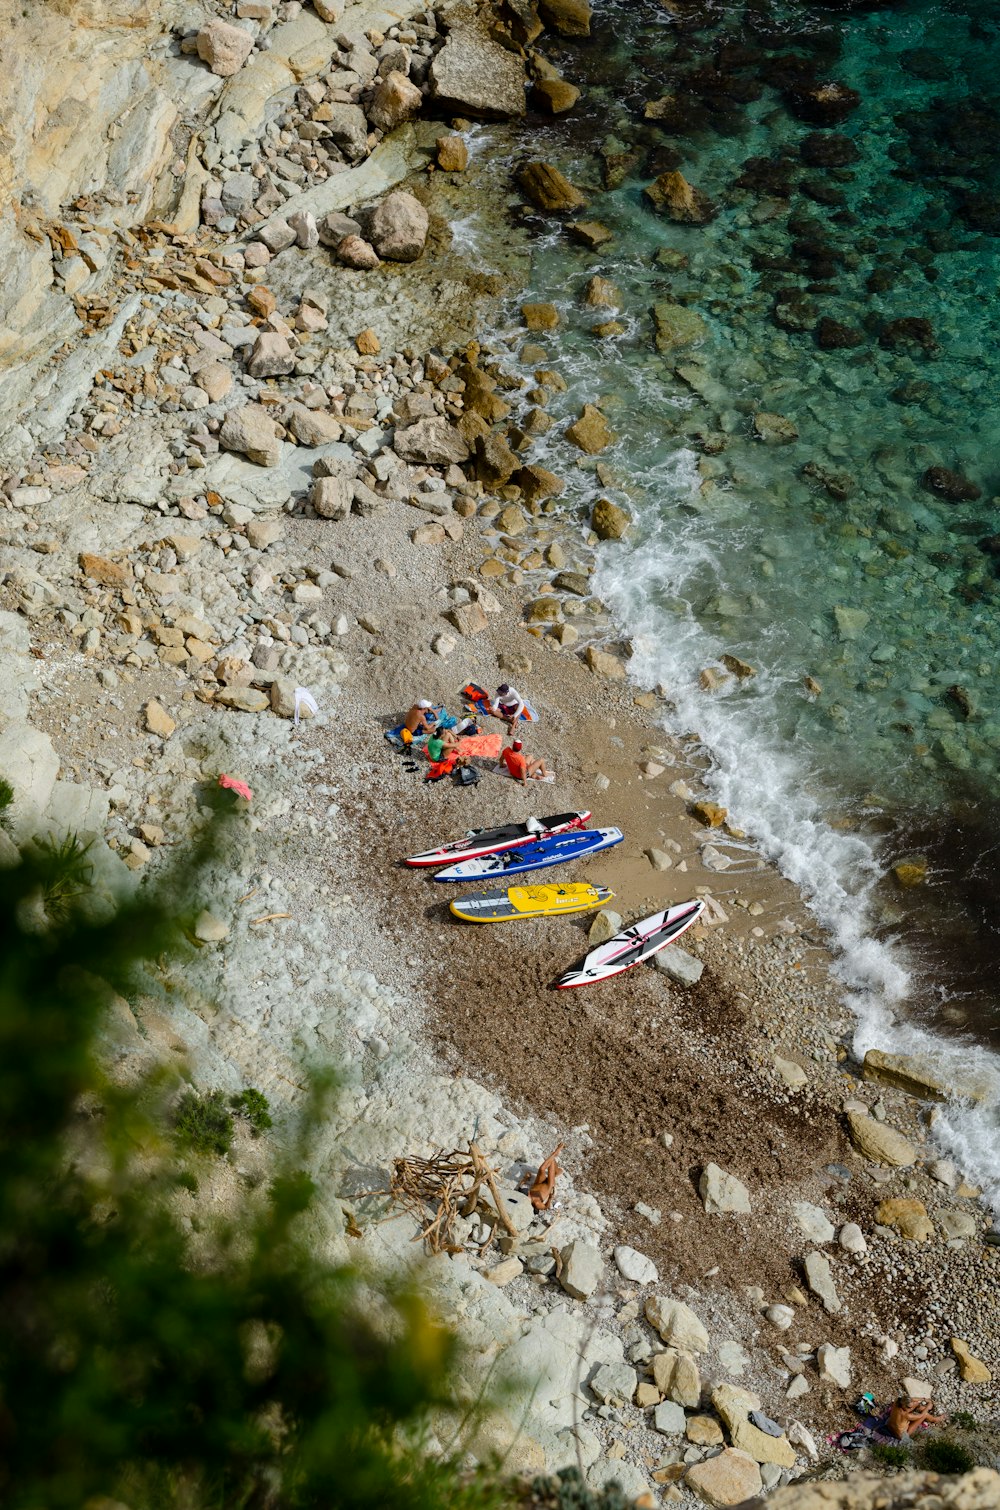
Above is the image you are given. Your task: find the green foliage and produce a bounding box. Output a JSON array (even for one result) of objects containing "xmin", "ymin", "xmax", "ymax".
[
  {"xmin": 871, "ymin": 1442, "xmax": 911, "ymax": 1468},
  {"xmin": 231, "ymin": 1085, "xmax": 273, "ymax": 1135},
  {"xmin": 0, "ymin": 824, "xmax": 501, "ymax": 1510},
  {"xmin": 951, "ymin": 1409, "xmax": 979, "ymax": 1431},
  {"xmin": 527, "ymin": 1468, "xmax": 636, "ymax": 1510},
  {"xmin": 0, "ymin": 776, "xmax": 13, "ymax": 817},
  {"xmin": 33, "ymin": 830, "xmax": 94, "ymax": 920},
  {"xmin": 175, "ymin": 1087, "xmax": 234, "ymax": 1156},
  {"xmin": 918, "ymin": 1437, "xmax": 977, "ymax": 1474}
]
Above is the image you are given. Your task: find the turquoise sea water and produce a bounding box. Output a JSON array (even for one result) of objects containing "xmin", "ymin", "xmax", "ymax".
[{"xmin": 476, "ymin": 0, "xmax": 1000, "ymax": 1200}]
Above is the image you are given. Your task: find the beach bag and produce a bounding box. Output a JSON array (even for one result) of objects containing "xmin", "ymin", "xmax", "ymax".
[{"xmin": 455, "ymin": 766, "xmax": 480, "ymax": 786}]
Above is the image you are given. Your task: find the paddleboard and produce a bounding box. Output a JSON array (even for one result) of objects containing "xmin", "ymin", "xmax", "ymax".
[
  {"xmin": 554, "ymin": 899, "xmax": 706, "ymax": 988},
  {"xmin": 405, "ymin": 811, "xmax": 590, "ymax": 868},
  {"xmin": 450, "ymin": 882, "xmax": 614, "ymax": 923},
  {"xmin": 434, "ymin": 827, "xmax": 623, "ymax": 882}
]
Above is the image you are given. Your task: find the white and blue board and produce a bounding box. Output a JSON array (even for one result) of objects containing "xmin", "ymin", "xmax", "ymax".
[
  {"xmin": 433, "ymin": 827, "xmax": 623, "ymax": 882},
  {"xmin": 555, "ymin": 899, "xmax": 706, "ymax": 989}
]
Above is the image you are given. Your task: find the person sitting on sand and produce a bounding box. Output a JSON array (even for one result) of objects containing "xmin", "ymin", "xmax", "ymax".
[
  {"xmin": 886, "ymin": 1397, "xmax": 945, "ymax": 1440},
  {"xmin": 404, "ymin": 699, "xmax": 437, "ymax": 737},
  {"xmin": 527, "ymin": 1144, "xmax": 564, "ymax": 1211},
  {"xmin": 426, "ymin": 728, "xmax": 462, "ymax": 763},
  {"xmin": 500, "ymin": 738, "xmax": 549, "ymax": 785},
  {"xmin": 489, "ymin": 683, "xmax": 526, "ymax": 728}
]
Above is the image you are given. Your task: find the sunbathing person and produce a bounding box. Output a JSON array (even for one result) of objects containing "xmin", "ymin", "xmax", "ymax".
[
  {"xmin": 500, "ymin": 738, "xmax": 550, "ymax": 785},
  {"xmin": 528, "ymin": 1144, "xmax": 564, "ymax": 1210},
  {"xmin": 886, "ymin": 1397, "xmax": 945, "ymax": 1440},
  {"xmin": 403, "ymin": 699, "xmax": 437, "ymax": 736}
]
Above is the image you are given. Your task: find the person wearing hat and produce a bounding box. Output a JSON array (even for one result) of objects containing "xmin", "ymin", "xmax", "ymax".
[
  {"xmin": 489, "ymin": 683, "xmax": 526, "ymax": 728},
  {"xmin": 403, "ymin": 699, "xmax": 438, "ymax": 737},
  {"xmin": 499, "ymin": 737, "xmax": 550, "ymax": 785}
]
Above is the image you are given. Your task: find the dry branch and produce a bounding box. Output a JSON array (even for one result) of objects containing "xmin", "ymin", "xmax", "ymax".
[{"xmin": 362, "ymin": 1142, "xmax": 517, "ymax": 1255}]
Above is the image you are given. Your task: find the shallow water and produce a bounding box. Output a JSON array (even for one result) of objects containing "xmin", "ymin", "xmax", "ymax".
[{"xmin": 480, "ymin": 0, "xmax": 1000, "ymax": 1204}]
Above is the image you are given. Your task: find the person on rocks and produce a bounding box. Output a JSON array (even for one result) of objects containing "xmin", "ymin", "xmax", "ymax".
[
  {"xmin": 886, "ymin": 1396, "xmax": 945, "ymax": 1440},
  {"xmin": 489, "ymin": 683, "xmax": 526, "ymax": 728},
  {"xmin": 500, "ymin": 737, "xmax": 550, "ymax": 785},
  {"xmin": 403, "ymin": 699, "xmax": 438, "ymax": 738},
  {"xmin": 527, "ymin": 1144, "xmax": 564, "ymax": 1211}
]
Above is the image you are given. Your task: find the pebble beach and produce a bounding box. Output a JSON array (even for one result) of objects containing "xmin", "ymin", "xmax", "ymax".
[{"xmin": 1, "ymin": 0, "xmax": 999, "ymax": 1502}]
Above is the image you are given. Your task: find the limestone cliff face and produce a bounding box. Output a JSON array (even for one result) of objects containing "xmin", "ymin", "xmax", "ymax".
[
  {"xmin": 761, "ymin": 1467, "xmax": 1000, "ymax": 1509},
  {"xmin": 0, "ymin": 0, "xmax": 196, "ymax": 432}
]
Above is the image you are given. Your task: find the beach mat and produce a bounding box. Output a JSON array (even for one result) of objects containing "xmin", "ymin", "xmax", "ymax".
[{"xmin": 456, "ymin": 733, "xmax": 502, "ymax": 759}]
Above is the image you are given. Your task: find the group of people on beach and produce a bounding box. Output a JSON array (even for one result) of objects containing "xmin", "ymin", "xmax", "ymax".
[{"xmin": 402, "ymin": 683, "xmax": 551, "ymax": 785}]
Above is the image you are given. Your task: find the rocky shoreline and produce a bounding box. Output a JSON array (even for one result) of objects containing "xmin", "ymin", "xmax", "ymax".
[{"xmin": 1, "ymin": 0, "xmax": 998, "ymax": 1504}]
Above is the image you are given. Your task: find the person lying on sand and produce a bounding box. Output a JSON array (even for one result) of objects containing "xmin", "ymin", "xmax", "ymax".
[
  {"xmin": 500, "ymin": 738, "xmax": 550, "ymax": 785},
  {"xmin": 886, "ymin": 1397, "xmax": 945, "ymax": 1439},
  {"xmin": 527, "ymin": 1144, "xmax": 564, "ymax": 1211},
  {"xmin": 489, "ymin": 683, "xmax": 526, "ymax": 728},
  {"xmin": 404, "ymin": 699, "xmax": 437, "ymax": 736}
]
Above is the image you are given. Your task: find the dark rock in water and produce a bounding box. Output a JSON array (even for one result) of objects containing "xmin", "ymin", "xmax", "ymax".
[
  {"xmin": 946, "ymin": 685, "xmax": 975, "ymax": 720},
  {"xmin": 600, "ymin": 142, "xmax": 642, "ymax": 190},
  {"xmin": 815, "ymin": 316, "xmax": 863, "ymax": 349},
  {"xmin": 802, "ymin": 177, "xmax": 846, "ymax": 206},
  {"xmin": 866, "ymin": 267, "xmax": 896, "ymax": 293},
  {"xmin": 786, "ymin": 81, "xmax": 861, "ymax": 127},
  {"xmin": 978, "ymin": 534, "xmax": 1000, "ymax": 557},
  {"xmin": 802, "ymin": 459, "xmax": 854, "ymax": 500},
  {"xmin": 880, "ymin": 316, "xmax": 936, "ymax": 352},
  {"xmin": 773, "ymin": 290, "xmax": 819, "ymax": 332},
  {"xmin": 648, "ymin": 144, "xmax": 684, "ymax": 176},
  {"xmin": 923, "ymin": 465, "xmax": 982, "ymax": 503},
  {"xmin": 800, "ymin": 131, "xmax": 860, "ymax": 168},
  {"xmin": 960, "ymin": 190, "xmax": 1000, "ymax": 235},
  {"xmin": 899, "ymin": 47, "xmax": 952, "ymax": 81},
  {"xmin": 890, "ymin": 380, "xmax": 932, "ymax": 406},
  {"xmin": 759, "ymin": 53, "xmax": 819, "ymax": 93},
  {"xmin": 736, "ymin": 153, "xmax": 796, "ymax": 197}
]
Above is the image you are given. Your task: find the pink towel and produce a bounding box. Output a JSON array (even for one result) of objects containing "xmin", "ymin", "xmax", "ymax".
[{"xmin": 456, "ymin": 733, "xmax": 502, "ymax": 759}]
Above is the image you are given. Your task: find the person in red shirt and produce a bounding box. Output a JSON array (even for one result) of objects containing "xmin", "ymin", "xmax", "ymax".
[{"xmin": 499, "ymin": 738, "xmax": 550, "ymax": 785}]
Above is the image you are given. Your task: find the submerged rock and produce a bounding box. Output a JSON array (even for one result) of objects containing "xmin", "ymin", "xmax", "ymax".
[
  {"xmin": 786, "ymin": 80, "xmax": 861, "ymax": 126},
  {"xmin": 644, "ymin": 170, "xmax": 716, "ymax": 224},
  {"xmin": 653, "ymin": 301, "xmax": 707, "ymax": 351},
  {"xmin": 517, "ymin": 161, "xmax": 587, "ymax": 212},
  {"xmin": 922, "ymin": 464, "xmax": 982, "ymax": 502},
  {"xmin": 752, "ymin": 411, "xmax": 798, "ymax": 445}
]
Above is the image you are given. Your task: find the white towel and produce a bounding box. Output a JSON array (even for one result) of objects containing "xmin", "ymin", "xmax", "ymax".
[{"xmin": 293, "ymin": 686, "xmax": 319, "ymax": 726}]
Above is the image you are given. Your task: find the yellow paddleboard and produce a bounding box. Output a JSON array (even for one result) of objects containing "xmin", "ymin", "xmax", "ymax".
[{"xmin": 450, "ymin": 882, "xmax": 614, "ymax": 923}]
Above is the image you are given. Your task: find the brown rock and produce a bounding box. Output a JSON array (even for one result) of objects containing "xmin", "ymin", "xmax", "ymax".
[
  {"xmin": 516, "ymin": 463, "xmax": 565, "ymax": 503},
  {"xmin": 893, "ymin": 858, "xmax": 928, "ymax": 888},
  {"xmin": 652, "ymin": 1348, "xmax": 701, "ymax": 1408},
  {"xmin": 79, "ymin": 552, "xmax": 131, "ymax": 588},
  {"xmin": 568, "ymin": 220, "xmax": 613, "ymax": 249},
  {"xmin": 584, "ymin": 275, "xmax": 621, "ymax": 308},
  {"xmin": 195, "ymin": 363, "xmax": 233, "ymax": 402},
  {"xmin": 565, "ymin": 403, "xmax": 615, "ymax": 453},
  {"xmin": 685, "ymin": 1449, "xmax": 761, "ymax": 1507},
  {"xmin": 522, "ymin": 302, "xmax": 560, "ymax": 330},
  {"xmin": 592, "ymin": 320, "xmax": 626, "ymax": 338},
  {"xmin": 447, "ymin": 601, "xmax": 489, "ymax": 637},
  {"xmin": 286, "ymin": 406, "xmax": 342, "ymax": 447},
  {"xmin": 196, "ymin": 18, "xmax": 253, "ymax": 77},
  {"xmin": 720, "ymin": 654, "xmax": 755, "ymax": 680},
  {"xmin": 517, "ymin": 161, "xmax": 587, "ymax": 212},
  {"xmin": 219, "ymin": 404, "xmax": 283, "ymax": 467},
  {"xmin": 591, "ymin": 498, "xmax": 631, "ymax": 540},
  {"xmin": 355, "ymin": 327, "xmax": 380, "ymax": 355},
  {"xmin": 336, "ymin": 235, "xmax": 380, "ymax": 269},
  {"xmin": 846, "ymin": 1111, "xmax": 917, "ymax": 1167},
  {"xmin": 686, "ymin": 1415, "xmax": 723, "ymax": 1446},
  {"xmin": 951, "ymin": 1338, "xmax": 992, "ymax": 1383},
  {"xmin": 368, "ymin": 69, "xmax": 422, "ymax": 131},
  {"xmin": 216, "ymin": 687, "xmax": 269, "ymax": 713},
  {"xmin": 690, "ymin": 800, "xmax": 726, "ymax": 827},
  {"xmin": 412, "ymin": 522, "xmax": 447, "ymax": 545},
  {"xmin": 645, "ymin": 170, "xmax": 716, "ymax": 224},
  {"xmin": 436, "ymin": 135, "xmax": 469, "ymax": 172},
  {"xmin": 586, "ymin": 645, "xmax": 626, "ymax": 679},
  {"xmin": 247, "ymin": 285, "xmax": 277, "ymax": 317},
  {"xmin": 533, "ymin": 78, "xmax": 581, "ymax": 113},
  {"xmin": 538, "ymin": 0, "xmax": 591, "ymax": 36},
  {"xmin": 876, "ymin": 1197, "xmax": 933, "ymax": 1242},
  {"xmin": 144, "ymin": 699, "xmax": 175, "ymax": 738}
]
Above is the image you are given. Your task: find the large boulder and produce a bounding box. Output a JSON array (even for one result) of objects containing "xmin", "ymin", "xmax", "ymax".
[
  {"xmin": 196, "ymin": 19, "xmax": 253, "ymax": 77},
  {"xmin": 565, "ymin": 403, "xmax": 614, "ymax": 454},
  {"xmin": 394, "ymin": 417, "xmax": 470, "ymax": 465},
  {"xmin": 653, "ymin": 300, "xmax": 707, "ymax": 350},
  {"xmin": 846, "ymin": 1110, "xmax": 917, "ymax": 1167},
  {"xmin": 517, "ymin": 161, "xmax": 587, "ymax": 212},
  {"xmin": 862, "ymin": 1047, "xmax": 990, "ymax": 1104},
  {"xmin": 711, "ymin": 1384, "xmax": 796, "ymax": 1468},
  {"xmin": 591, "ymin": 498, "xmax": 630, "ymax": 539},
  {"xmin": 368, "ymin": 70, "xmax": 422, "ymax": 132},
  {"xmin": 219, "ymin": 404, "xmax": 283, "ymax": 467},
  {"xmin": 368, "ymin": 191, "xmax": 428, "ymax": 262},
  {"xmin": 685, "ymin": 1448, "xmax": 761, "ymax": 1507},
  {"xmin": 430, "ymin": 20, "xmax": 526, "ymax": 118},
  {"xmin": 538, "ymin": 0, "xmax": 592, "ymax": 35}
]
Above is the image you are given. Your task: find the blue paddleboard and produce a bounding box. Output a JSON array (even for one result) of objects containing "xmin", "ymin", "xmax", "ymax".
[{"xmin": 433, "ymin": 826, "xmax": 623, "ymax": 882}]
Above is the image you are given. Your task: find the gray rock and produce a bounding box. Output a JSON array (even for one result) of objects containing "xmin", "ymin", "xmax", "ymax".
[
  {"xmin": 588, "ymin": 908, "xmax": 622, "ymax": 946},
  {"xmin": 803, "ymin": 1250, "xmax": 841, "ymax": 1313},
  {"xmin": 220, "ymin": 172, "xmax": 257, "ymax": 217},
  {"xmin": 838, "ymin": 1222, "xmax": 867, "ymax": 1255},
  {"xmin": 937, "ymin": 1208, "xmax": 979, "ymax": 1241},
  {"xmin": 321, "ymin": 104, "xmax": 369, "ymax": 161},
  {"xmin": 287, "ymin": 209, "xmax": 318, "ymax": 249},
  {"xmin": 247, "ymin": 332, "xmax": 295, "ymax": 379},
  {"xmin": 613, "ymin": 1245, "xmax": 658, "ymax": 1286},
  {"xmin": 645, "ymin": 846, "xmax": 673, "ymax": 871},
  {"xmin": 429, "ymin": 18, "xmax": 527, "ymax": 118},
  {"xmin": 310, "ymin": 475, "xmax": 351, "ymax": 521},
  {"xmin": 793, "ymin": 1202, "xmax": 835, "ymax": 1244},
  {"xmin": 257, "ymin": 219, "xmax": 297, "ymax": 253},
  {"xmin": 590, "ymin": 1360, "xmax": 637, "ymax": 1407},
  {"xmin": 774, "ymin": 1054, "xmax": 808, "ymax": 1089},
  {"xmin": 816, "ymin": 1342, "xmax": 851, "ymax": 1388},
  {"xmin": 653, "ymin": 946, "xmax": 703, "ymax": 986},
  {"xmin": 369, "ymin": 190, "xmax": 429, "ymax": 262},
  {"xmin": 699, "ymin": 1163, "xmax": 751, "ymax": 1216},
  {"xmin": 653, "ymin": 1400, "xmax": 686, "ymax": 1435},
  {"xmin": 317, "ymin": 210, "xmax": 363, "ymax": 247},
  {"xmin": 559, "ymin": 1238, "xmax": 602, "ymax": 1300},
  {"xmin": 394, "ymin": 416, "xmax": 469, "ymax": 465}
]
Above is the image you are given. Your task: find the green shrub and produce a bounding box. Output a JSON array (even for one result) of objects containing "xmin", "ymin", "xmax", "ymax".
[
  {"xmin": 527, "ymin": 1467, "xmax": 637, "ymax": 1509},
  {"xmin": 174, "ymin": 1169, "xmax": 199, "ymax": 1194},
  {"xmin": 919, "ymin": 1437, "xmax": 976, "ymax": 1474},
  {"xmin": 34, "ymin": 831, "xmax": 94, "ymax": 920},
  {"xmin": 0, "ymin": 777, "xmax": 13, "ymax": 817},
  {"xmin": 871, "ymin": 1442, "xmax": 911, "ymax": 1468},
  {"xmin": 230, "ymin": 1086, "xmax": 273, "ymax": 1135},
  {"xmin": 951, "ymin": 1410, "xmax": 979, "ymax": 1431},
  {"xmin": 174, "ymin": 1087, "xmax": 234, "ymax": 1157}
]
